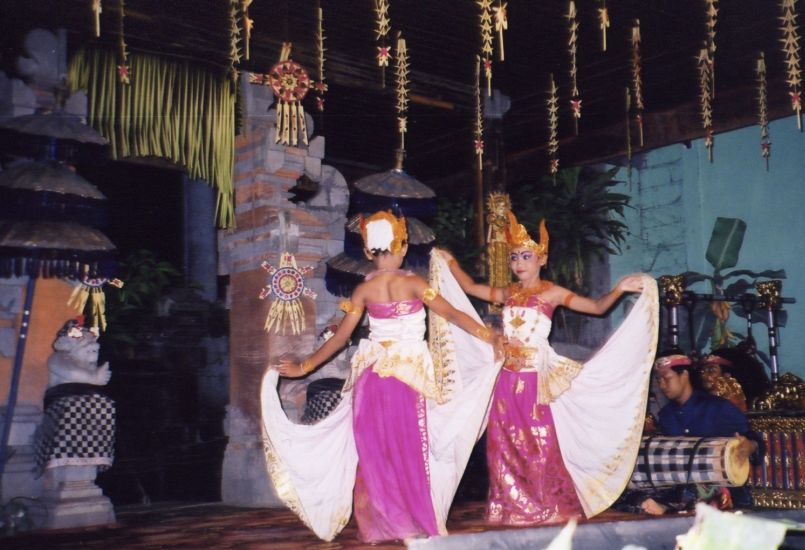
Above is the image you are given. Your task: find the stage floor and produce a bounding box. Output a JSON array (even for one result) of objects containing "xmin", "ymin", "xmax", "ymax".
[
  {"xmin": 5, "ymin": 500, "xmax": 804, "ymax": 549},
  {"xmin": 1, "ymin": 500, "xmax": 680, "ymax": 550}
]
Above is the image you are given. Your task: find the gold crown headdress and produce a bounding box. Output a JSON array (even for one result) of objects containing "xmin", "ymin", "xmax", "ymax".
[
  {"xmin": 506, "ymin": 211, "xmax": 549, "ymax": 256},
  {"xmin": 360, "ymin": 210, "xmax": 408, "ymax": 254}
]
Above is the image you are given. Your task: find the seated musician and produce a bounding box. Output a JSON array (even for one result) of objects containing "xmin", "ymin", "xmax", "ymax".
[
  {"xmin": 616, "ymin": 352, "xmax": 762, "ymax": 515},
  {"xmin": 698, "ymin": 346, "xmax": 771, "ymax": 412}
]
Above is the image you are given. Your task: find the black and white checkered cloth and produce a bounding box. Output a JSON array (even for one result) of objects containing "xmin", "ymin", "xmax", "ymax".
[
  {"xmin": 628, "ymin": 436, "xmax": 742, "ymax": 489},
  {"xmin": 34, "ymin": 393, "xmax": 115, "ymax": 474},
  {"xmin": 300, "ymin": 378, "xmax": 344, "ymax": 425}
]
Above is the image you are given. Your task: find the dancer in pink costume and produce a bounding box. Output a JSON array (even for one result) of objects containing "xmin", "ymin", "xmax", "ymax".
[
  {"xmin": 442, "ymin": 211, "xmax": 659, "ymax": 525},
  {"xmin": 264, "ymin": 211, "xmax": 502, "ymax": 542}
]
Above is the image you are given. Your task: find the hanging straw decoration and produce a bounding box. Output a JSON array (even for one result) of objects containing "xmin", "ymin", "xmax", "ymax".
[
  {"xmin": 704, "ymin": 0, "xmax": 718, "ymax": 95},
  {"xmin": 598, "ymin": 0, "xmax": 610, "ymax": 52},
  {"xmin": 395, "ymin": 34, "xmax": 410, "ymax": 157},
  {"xmin": 697, "ymin": 47, "xmax": 715, "ymax": 162},
  {"xmin": 67, "ymin": 277, "xmax": 124, "ymax": 331},
  {"xmin": 780, "ymin": 0, "xmax": 802, "ymax": 130},
  {"xmin": 474, "ymin": 56, "xmax": 484, "ymax": 170},
  {"xmin": 258, "ymin": 43, "xmax": 311, "ymax": 147},
  {"xmin": 625, "ymin": 87, "xmax": 632, "ymax": 179},
  {"xmin": 757, "ymin": 52, "xmax": 771, "ymax": 170},
  {"xmin": 374, "ymin": 0, "xmax": 392, "ymax": 87},
  {"xmin": 567, "ymin": 1, "xmax": 581, "ymax": 134},
  {"xmin": 314, "ymin": 4, "xmax": 328, "ymax": 112},
  {"xmin": 116, "ymin": 0, "xmax": 130, "ymax": 84},
  {"xmin": 486, "ymin": 192, "xmax": 512, "ymax": 294},
  {"xmin": 478, "ymin": 0, "xmax": 494, "ymax": 96},
  {"xmin": 228, "ymin": 0, "xmax": 242, "ymax": 81},
  {"xmin": 242, "ymin": 0, "xmax": 253, "ymax": 61},
  {"xmin": 547, "ymin": 73, "xmax": 560, "ymax": 178},
  {"xmin": 493, "ymin": 1, "xmax": 508, "ymax": 62},
  {"xmin": 260, "ymin": 253, "xmax": 316, "ymax": 335},
  {"xmin": 631, "ymin": 20, "xmax": 644, "ymax": 147},
  {"xmin": 91, "ymin": 0, "xmax": 102, "ymax": 37}
]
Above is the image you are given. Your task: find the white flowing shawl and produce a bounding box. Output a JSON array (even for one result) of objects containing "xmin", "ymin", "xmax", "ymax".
[
  {"xmin": 259, "ymin": 251, "xmax": 500, "ymax": 541},
  {"xmin": 551, "ymin": 274, "xmax": 659, "ymax": 517}
]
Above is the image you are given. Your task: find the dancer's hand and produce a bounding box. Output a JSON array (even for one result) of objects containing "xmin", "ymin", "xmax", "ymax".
[
  {"xmin": 617, "ymin": 275, "xmax": 645, "ymax": 294},
  {"xmin": 274, "ymin": 356, "xmax": 309, "ymax": 378}
]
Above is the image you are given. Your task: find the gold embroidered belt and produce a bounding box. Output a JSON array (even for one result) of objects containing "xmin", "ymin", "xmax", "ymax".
[{"xmin": 503, "ymin": 345, "xmax": 537, "ymax": 371}]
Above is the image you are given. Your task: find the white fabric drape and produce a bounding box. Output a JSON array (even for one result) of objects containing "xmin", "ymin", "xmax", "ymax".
[{"xmin": 550, "ymin": 274, "xmax": 659, "ymax": 517}]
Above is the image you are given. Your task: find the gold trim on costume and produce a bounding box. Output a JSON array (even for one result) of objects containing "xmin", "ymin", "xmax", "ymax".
[
  {"xmin": 339, "ymin": 299, "xmax": 363, "ymax": 316},
  {"xmin": 422, "ymin": 287, "xmax": 438, "ymax": 303}
]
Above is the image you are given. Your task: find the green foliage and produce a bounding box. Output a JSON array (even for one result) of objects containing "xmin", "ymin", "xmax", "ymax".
[
  {"xmin": 509, "ymin": 166, "xmax": 630, "ymax": 292},
  {"xmin": 432, "ymin": 195, "xmax": 481, "ymax": 270},
  {"xmin": 681, "ymin": 218, "xmax": 785, "ymax": 351},
  {"xmin": 102, "ymin": 250, "xmax": 183, "ymax": 356}
]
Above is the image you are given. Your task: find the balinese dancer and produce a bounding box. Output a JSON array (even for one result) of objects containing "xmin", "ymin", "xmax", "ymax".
[
  {"xmin": 441, "ymin": 211, "xmax": 659, "ymax": 526},
  {"xmin": 263, "ymin": 211, "xmax": 503, "ymax": 542}
]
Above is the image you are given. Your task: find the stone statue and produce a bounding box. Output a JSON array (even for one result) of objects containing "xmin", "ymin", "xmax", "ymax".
[
  {"xmin": 34, "ymin": 319, "xmax": 116, "ymax": 529},
  {"xmin": 47, "ymin": 322, "xmax": 111, "ymax": 388}
]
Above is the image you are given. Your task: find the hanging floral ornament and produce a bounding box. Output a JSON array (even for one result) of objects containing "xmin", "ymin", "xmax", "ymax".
[
  {"xmin": 697, "ymin": 47, "xmax": 715, "ymax": 162},
  {"xmin": 493, "ymin": 1, "xmax": 508, "ymax": 62},
  {"xmin": 757, "ymin": 52, "xmax": 771, "ymax": 170},
  {"xmin": 631, "ymin": 20, "xmax": 645, "ymax": 147},
  {"xmin": 478, "ymin": 0, "xmax": 494, "ymax": 96},
  {"xmin": 598, "ymin": 0, "xmax": 610, "ymax": 52},
  {"xmin": 474, "ymin": 56, "xmax": 484, "ymax": 170},
  {"xmin": 67, "ymin": 277, "xmax": 124, "ymax": 332},
  {"xmin": 314, "ymin": 4, "xmax": 328, "ymax": 112},
  {"xmin": 255, "ymin": 43, "xmax": 311, "ymax": 147},
  {"xmin": 243, "ymin": 0, "xmax": 253, "ymax": 61},
  {"xmin": 395, "ymin": 34, "xmax": 410, "ymax": 157},
  {"xmin": 780, "ymin": 0, "xmax": 802, "ymax": 130},
  {"xmin": 228, "ymin": 0, "xmax": 242, "ymax": 81},
  {"xmin": 567, "ymin": 1, "xmax": 581, "ymax": 133},
  {"xmin": 91, "ymin": 0, "xmax": 102, "ymax": 37},
  {"xmin": 704, "ymin": 0, "xmax": 718, "ymax": 96},
  {"xmin": 374, "ymin": 0, "xmax": 392, "ymax": 87},
  {"xmin": 117, "ymin": 0, "xmax": 130, "ymax": 85},
  {"xmin": 547, "ymin": 73, "xmax": 560, "ymax": 177},
  {"xmin": 259, "ymin": 253, "xmax": 316, "ymax": 335}
]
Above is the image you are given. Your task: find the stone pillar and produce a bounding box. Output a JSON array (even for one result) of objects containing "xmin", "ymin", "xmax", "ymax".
[{"xmin": 219, "ymin": 75, "xmax": 349, "ymax": 506}]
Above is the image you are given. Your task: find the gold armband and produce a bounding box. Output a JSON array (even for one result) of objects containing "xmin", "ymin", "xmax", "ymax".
[
  {"xmin": 300, "ymin": 359, "xmax": 314, "ymax": 374},
  {"xmin": 475, "ymin": 326, "xmax": 492, "ymax": 342},
  {"xmin": 339, "ymin": 300, "xmax": 363, "ymax": 315},
  {"xmin": 489, "ymin": 287, "xmax": 497, "ymax": 303},
  {"xmin": 422, "ymin": 287, "xmax": 438, "ymax": 303},
  {"xmin": 562, "ymin": 293, "xmax": 576, "ymax": 308}
]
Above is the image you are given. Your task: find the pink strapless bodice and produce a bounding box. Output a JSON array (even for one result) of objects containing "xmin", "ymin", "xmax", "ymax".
[
  {"xmin": 504, "ymin": 293, "xmax": 555, "ymax": 318},
  {"xmin": 366, "ymin": 299, "xmax": 424, "ymax": 319}
]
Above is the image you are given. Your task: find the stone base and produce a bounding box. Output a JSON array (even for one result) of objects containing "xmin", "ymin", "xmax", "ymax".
[
  {"xmin": 0, "ymin": 404, "xmax": 43, "ymax": 505},
  {"xmin": 41, "ymin": 466, "xmax": 115, "ymax": 529},
  {"xmin": 220, "ymin": 406, "xmax": 283, "ymax": 507}
]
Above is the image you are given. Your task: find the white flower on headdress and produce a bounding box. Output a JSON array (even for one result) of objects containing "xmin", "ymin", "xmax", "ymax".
[{"xmin": 68, "ymin": 327, "xmax": 83, "ymax": 339}]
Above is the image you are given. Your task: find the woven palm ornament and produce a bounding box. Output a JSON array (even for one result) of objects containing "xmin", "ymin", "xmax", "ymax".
[{"xmin": 260, "ymin": 252, "xmax": 316, "ymax": 335}]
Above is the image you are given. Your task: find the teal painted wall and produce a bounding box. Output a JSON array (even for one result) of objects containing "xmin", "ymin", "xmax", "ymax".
[{"xmin": 608, "ymin": 115, "xmax": 805, "ymax": 378}]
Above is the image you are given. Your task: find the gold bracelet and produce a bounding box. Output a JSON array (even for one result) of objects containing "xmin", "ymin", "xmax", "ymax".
[
  {"xmin": 562, "ymin": 293, "xmax": 575, "ymax": 308},
  {"xmin": 448, "ymin": 258, "xmax": 457, "ymax": 268},
  {"xmin": 475, "ymin": 326, "xmax": 492, "ymax": 342},
  {"xmin": 610, "ymin": 288, "xmax": 623, "ymax": 299},
  {"xmin": 300, "ymin": 359, "xmax": 313, "ymax": 374},
  {"xmin": 489, "ymin": 287, "xmax": 497, "ymax": 303}
]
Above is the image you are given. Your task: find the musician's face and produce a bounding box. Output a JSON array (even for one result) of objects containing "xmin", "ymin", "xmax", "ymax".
[{"xmin": 656, "ymin": 368, "xmax": 690, "ymax": 402}]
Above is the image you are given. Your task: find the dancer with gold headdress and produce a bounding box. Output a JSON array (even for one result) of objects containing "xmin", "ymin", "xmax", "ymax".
[
  {"xmin": 441, "ymin": 211, "xmax": 659, "ymax": 525},
  {"xmin": 262, "ymin": 211, "xmax": 503, "ymax": 543}
]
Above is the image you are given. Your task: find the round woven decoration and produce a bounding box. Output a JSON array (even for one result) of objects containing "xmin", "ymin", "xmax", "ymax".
[
  {"xmin": 270, "ymin": 267, "xmax": 305, "ymax": 301},
  {"xmin": 268, "ymin": 60, "xmax": 311, "ymax": 102}
]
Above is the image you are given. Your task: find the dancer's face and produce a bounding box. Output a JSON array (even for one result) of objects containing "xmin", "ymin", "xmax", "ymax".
[{"xmin": 510, "ymin": 247, "xmax": 546, "ymax": 286}]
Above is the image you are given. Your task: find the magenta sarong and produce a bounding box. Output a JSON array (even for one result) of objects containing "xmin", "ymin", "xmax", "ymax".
[
  {"xmin": 486, "ymin": 368, "xmax": 582, "ymax": 525},
  {"xmin": 352, "ymin": 368, "xmax": 439, "ymax": 542}
]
